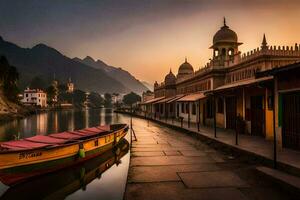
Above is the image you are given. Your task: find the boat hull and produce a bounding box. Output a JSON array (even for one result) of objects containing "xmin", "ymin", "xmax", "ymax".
[
  {"xmin": 0, "ymin": 124, "xmax": 128, "ymax": 186},
  {"xmin": 0, "ymin": 138, "xmax": 130, "ymax": 199}
]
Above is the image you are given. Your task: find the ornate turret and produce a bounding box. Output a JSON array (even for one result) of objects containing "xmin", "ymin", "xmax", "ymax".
[
  {"xmin": 164, "ymin": 69, "xmax": 176, "ymax": 86},
  {"xmin": 211, "ymin": 18, "xmax": 242, "ymax": 67},
  {"xmin": 177, "ymin": 58, "xmax": 194, "ymax": 80}
]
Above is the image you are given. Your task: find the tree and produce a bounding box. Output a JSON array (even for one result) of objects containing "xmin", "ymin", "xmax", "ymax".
[
  {"xmin": 73, "ymin": 90, "xmax": 86, "ymax": 106},
  {"xmin": 123, "ymin": 92, "xmax": 141, "ymax": 106},
  {"xmin": 0, "ymin": 56, "xmax": 20, "ymax": 102},
  {"xmin": 104, "ymin": 93, "xmax": 112, "ymax": 108},
  {"xmin": 89, "ymin": 92, "xmax": 104, "ymax": 108},
  {"xmin": 46, "ymin": 85, "xmax": 57, "ymax": 104}
]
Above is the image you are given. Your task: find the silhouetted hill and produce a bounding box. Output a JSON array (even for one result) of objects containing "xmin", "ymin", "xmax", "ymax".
[
  {"xmin": 74, "ymin": 56, "xmax": 148, "ymax": 94},
  {"xmin": 0, "ymin": 37, "xmax": 129, "ymax": 93}
]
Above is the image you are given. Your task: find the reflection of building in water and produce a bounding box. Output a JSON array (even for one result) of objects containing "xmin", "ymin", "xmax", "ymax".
[
  {"xmin": 67, "ymin": 109, "xmax": 75, "ymax": 131},
  {"xmin": 53, "ymin": 112, "xmax": 59, "ymax": 133},
  {"xmin": 85, "ymin": 109, "xmax": 89, "ymax": 128},
  {"xmin": 36, "ymin": 113, "xmax": 48, "ymax": 135}
]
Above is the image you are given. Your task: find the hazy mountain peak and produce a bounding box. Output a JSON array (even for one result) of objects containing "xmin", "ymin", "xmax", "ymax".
[
  {"xmin": 76, "ymin": 56, "xmax": 148, "ymax": 94},
  {"xmin": 96, "ymin": 59, "xmax": 108, "ymax": 66},
  {"xmin": 32, "ymin": 43, "xmax": 62, "ymax": 56},
  {"xmin": 83, "ymin": 56, "xmax": 95, "ymax": 62}
]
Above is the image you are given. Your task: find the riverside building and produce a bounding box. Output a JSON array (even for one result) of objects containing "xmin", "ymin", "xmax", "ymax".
[
  {"xmin": 22, "ymin": 88, "xmax": 47, "ymax": 108},
  {"xmin": 141, "ymin": 18, "xmax": 300, "ymax": 150}
]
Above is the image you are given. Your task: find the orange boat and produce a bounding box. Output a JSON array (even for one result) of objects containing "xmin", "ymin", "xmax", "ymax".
[
  {"xmin": 0, "ymin": 138, "xmax": 129, "ymax": 199},
  {"xmin": 0, "ymin": 124, "xmax": 128, "ymax": 186}
]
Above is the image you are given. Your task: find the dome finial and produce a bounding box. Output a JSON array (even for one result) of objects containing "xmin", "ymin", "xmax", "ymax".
[
  {"xmin": 223, "ymin": 17, "xmax": 226, "ymax": 26},
  {"xmin": 170, "ymin": 68, "xmax": 172, "ymax": 73},
  {"xmin": 185, "ymin": 57, "xmax": 187, "ymax": 63}
]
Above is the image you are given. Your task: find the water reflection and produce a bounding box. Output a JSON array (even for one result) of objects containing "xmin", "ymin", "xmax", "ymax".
[
  {"xmin": 0, "ymin": 108, "xmax": 122, "ymax": 141},
  {"xmin": 0, "ymin": 108, "xmax": 131, "ymax": 200},
  {"xmin": 0, "ymin": 139, "xmax": 129, "ymax": 200}
]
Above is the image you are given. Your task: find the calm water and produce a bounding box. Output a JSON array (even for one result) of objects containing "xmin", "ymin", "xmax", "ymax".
[{"xmin": 0, "ymin": 108, "xmax": 131, "ymax": 200}]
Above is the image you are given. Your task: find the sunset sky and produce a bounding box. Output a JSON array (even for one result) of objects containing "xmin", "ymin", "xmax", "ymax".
[{"xmin": 0, "ymin": 0, "xmax": 299, "ymax": 84}]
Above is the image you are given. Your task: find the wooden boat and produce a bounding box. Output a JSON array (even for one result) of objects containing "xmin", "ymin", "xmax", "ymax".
[
  {"xmin": 0, "ymin": 138, "xmax": 129, "ymax": 199},
  {"xmin": 0, "ymin": 124, "xmax": 128, "ymax": 186}
]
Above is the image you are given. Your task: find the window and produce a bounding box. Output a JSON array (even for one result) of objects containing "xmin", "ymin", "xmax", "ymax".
[
  {"xmin": 192, "ymin": 103, "xmax": 196, "ymax": 115},
  {"xmin": 217, "ymin": 98, "xmax": 224, "ymax": 113},
  {"xmin": 26, "ymin": 94, "xmax": 28, "ymax": 97},
  {"xmin": 181, "ymin": 103, "xmax": 184, "ymax": 113}
]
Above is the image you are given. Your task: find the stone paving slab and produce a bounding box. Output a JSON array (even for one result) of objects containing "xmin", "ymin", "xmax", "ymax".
[
  {"xmin": 128, "ymin": 164, "xmax": 221, "ymax": 183},
  {"xmin": 125, "ymin": 182, "xmax": 248, "ymax": 200},
  {"xmin": 130, "ymin": 155, "xmax": 215, "ymax": 166},
  {"xmin": 131, "ymin": 151, "xmax": 165, "ymax": 157},
  {"xmin": 178, "ymin": 171, "xmax": 249, "ymax": 188}
]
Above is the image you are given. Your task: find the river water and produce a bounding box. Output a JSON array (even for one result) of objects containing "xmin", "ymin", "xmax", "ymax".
[{"xmin": 0, "ymin": 108, "xmax": 131, "ymax": 200}]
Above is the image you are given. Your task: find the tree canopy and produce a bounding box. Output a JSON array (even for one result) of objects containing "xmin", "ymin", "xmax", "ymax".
[
  {"xmin": 123, "ymin": 92, "xmax": 141, "ymax": 105},
  {"xmin": 0, "ymin": 56, "xmax": 19, "ymax": 102},
  {"xmin": 104, "ymin": 93, "xmax": 112, "ymax": 108}
]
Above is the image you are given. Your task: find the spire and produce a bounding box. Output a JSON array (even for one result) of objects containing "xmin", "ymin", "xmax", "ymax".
[
  {"xmin": 262, "ymin": 33, "xmax": 267, "ymax": 46},
  {"xmin": 261, "ymin": 34, "xmax": 268, "ymax": 50},
  {"xmin": 169, "ymin": 68, "xmax": 172, "ymax": 73},
  {"xmin": 222, "ymin": 17, "xmax": 228, "ymax": 28},
  {"xmin": 185, "ymin": 57, "xmax": 187, "ymax": 63}
]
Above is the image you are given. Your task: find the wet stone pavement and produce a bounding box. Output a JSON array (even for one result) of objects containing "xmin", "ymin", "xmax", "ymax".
[{"xmin": 125, "ymin": 117, "xmax": 296, "ymax": 200}]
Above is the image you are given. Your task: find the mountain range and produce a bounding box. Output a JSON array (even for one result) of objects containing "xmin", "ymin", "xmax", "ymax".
[
  {"xmin": 73, "ymin": 56, "xmax": 149, "ymax": 94},
  {"xmin": 0, "ymin": 36, "xmax": 149, "ymax": 94}
]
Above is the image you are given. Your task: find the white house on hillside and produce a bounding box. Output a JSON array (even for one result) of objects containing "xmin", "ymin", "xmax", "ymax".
[{"xmin": 21, "ymin": 88, "xmax": 47, "ymax": 107}]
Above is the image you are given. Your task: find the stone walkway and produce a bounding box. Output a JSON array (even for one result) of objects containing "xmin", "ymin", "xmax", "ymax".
[
  {"xmin": 155, "ymin": 118, "xmax": 300, "ymax": 173},
  {"xmin": 125, "ymin": 117, "xmax": 292, "ymax": 200}
]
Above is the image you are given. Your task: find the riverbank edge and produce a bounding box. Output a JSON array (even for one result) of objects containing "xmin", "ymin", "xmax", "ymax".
[{"xmin": 115, "ymin": 110, "xmax": 300, "ymax": 178}]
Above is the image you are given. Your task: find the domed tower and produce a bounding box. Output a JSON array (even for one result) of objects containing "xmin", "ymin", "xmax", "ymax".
[
  {"xmin": 177, "ymin": 58, "xmax": 194, "ymax": 80},
  {"xmin": 164, "ymin": 69, "xmax": 176, "ymax": 97},
  {"xmin": 210, "ymin": 18, "xmax": 242, "ymax": 66},
  {"xmin": 165, "ymin": 69, "xmax": 176, "ymax": 86}
]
